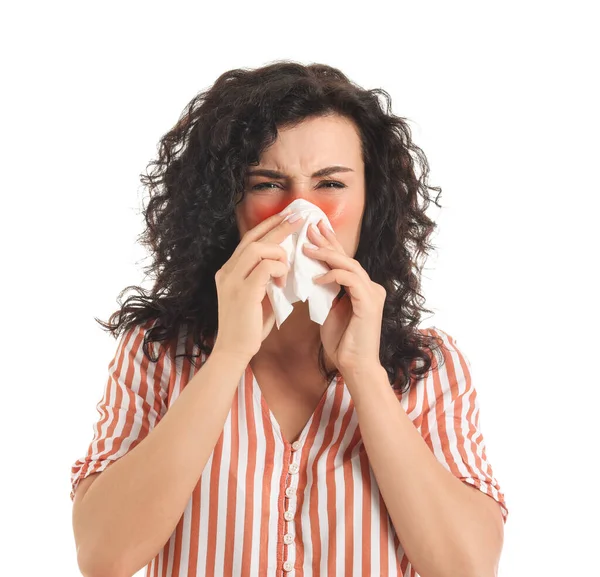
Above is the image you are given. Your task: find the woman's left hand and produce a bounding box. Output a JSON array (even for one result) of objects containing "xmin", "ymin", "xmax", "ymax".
[{"xmin": 303, "ymin": 219, "xmax": 387, "ymax": 375}]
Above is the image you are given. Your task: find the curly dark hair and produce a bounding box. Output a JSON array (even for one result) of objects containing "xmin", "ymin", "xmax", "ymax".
[{"xmin": 95, "ymin": 60, "xmax": 447, "ymax": 394}]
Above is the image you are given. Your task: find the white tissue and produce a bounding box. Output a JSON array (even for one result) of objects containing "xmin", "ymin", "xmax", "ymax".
[{"xmin": 267, "ymin": 199, "xmax": 341, "ymax": 329}]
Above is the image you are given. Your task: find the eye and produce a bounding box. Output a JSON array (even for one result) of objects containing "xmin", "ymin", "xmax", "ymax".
[
  {"xmin": 320, "ymin": 181, "xmax": 346, "ymax": 189},
  {"xmin": 251, "ymin": 181, "xmax": 346, "ymax": 191},
  {"xmin": 251, "ymin": 182, "xmax": 280, "ymax": 191}
]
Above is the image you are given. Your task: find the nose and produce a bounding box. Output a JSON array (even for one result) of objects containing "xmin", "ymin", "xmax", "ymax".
[
  {"xmin": 276, "ymin": 181, "xmax": 336, "ymax": 218},
  {"xmin": 286, "ymin": 185, "xmax": 322, "ymax": 207}
]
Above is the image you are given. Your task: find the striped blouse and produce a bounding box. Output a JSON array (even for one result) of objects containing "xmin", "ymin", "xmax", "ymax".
[{"xmin": 70, "ymin": 319, "xmax": 509, "ymax": 577}]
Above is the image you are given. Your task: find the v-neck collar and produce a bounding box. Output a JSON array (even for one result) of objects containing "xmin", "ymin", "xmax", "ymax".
[{"xmin": 249, "ymin": 363, "xmax": 342, "ymax": 447}]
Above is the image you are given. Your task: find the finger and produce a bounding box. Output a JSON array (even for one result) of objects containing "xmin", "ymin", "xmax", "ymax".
[
  {"xmin": 233, "ymin": 208, "xmax": 292, "ymax": 257},
  {"xmin": 246, "ymin": 258, "xmax": 289, "ymax": 295},
  {"xmin": 236, "ymin": 242, "xmax": 289, "ymax": 284},
  {"xmin": 307, "ymin": 222, "xmax": 330, "ymax": 247},
  {"xmin": 261, "ymin": 212, "xmax": 306, "ymax": 245},
  {"xmin": 312, "ymin": 269, "xmax": 362, "ymax": 301},
  {"xmin": 316, "ymin": 220, "xmax": 346, "ymax": 254},
  {"xmin": 303, "ymin": 244, "xmax": 368, "ymax": 280}
]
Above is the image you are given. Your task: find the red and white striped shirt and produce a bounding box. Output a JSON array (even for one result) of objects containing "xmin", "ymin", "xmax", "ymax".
[{"xmin": 71, "ymin": 319, "xmax": 508, "ymax": 576}]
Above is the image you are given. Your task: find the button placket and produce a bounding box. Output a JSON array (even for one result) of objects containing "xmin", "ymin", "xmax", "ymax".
[
  {"xmin": 282, "ymin": 442, "xmax": 302, "ymax": 574},
  {"xmin": 283, "ymin": 451, "xmax": 300, "ymax": 521}
]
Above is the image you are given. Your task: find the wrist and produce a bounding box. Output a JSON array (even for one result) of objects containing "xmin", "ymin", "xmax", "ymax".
[
  {"xmin": 341, "ymin": 361, "xmax": 387, "ymax": 385},
  {"xmin": 210, "ymin": 344, "xmax": 253, "ymax": 368}
]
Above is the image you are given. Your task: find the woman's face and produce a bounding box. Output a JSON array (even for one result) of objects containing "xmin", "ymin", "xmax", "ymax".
[{"xmin": 235, "ymin": 114, "xmax": 366, "ymax": 258}]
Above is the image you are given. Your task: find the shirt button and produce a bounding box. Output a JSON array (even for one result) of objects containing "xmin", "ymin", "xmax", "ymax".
[
  {"xmin": 284, "ymin": 533, "xmax": 294, "ymax": 544},
  {"xmin": 284, "ymin": 510, "xmax": 294, "ymax": 521},
  {"xmin": 285, "ymin": 487, "xmax": 296, "ymax": 498},
  {"xmin": 291, "ymin": 441, "xmax": 302, "ymax": 451},
  {"xmin": 283, "ymin": 561, "xmax": 294, "ymax": 572},
  {"xmin": 288, "ymin": 462, "xmax": 299, "ymax": 474}
]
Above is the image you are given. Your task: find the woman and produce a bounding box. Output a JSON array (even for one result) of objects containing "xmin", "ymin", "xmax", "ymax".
[{"xmin": 70, "ymin": 61, "xmax": 508, "ymax": 577}]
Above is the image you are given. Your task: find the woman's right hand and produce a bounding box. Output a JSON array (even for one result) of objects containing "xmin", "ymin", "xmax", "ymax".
[{"xmin": 213, "ymin": 209, "xmax": 306, "ymax": 361}]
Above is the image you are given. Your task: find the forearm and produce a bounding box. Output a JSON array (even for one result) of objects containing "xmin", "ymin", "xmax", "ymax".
[
  {"xmin": 74, "ymin": 348, "xmax": 249, "ymax": 577},
  {"xmin": 345, "ymin": 365, "xmax": 499, "ymax": 577}
]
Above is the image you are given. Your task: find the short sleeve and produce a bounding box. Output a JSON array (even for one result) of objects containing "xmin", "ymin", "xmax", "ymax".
[
  {"xmin": 70, "ymin": 319, "xmax": 170, "ymax": 502},
  {"xmin": 418, "ymin": 327, "xmax": 509, "ymax": 524}
]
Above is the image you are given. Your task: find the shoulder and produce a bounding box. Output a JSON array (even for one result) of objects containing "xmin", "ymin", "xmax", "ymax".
[
  {"xmin": 416, "ymin": 325, "xmax": 472, "ymax": 372},
  {"xmin": 112, "ymin": 318, "xmax": 200, "ymax": 385},
  {"xmin": 398, "ymin": 326, "xmax": 475, "ymax": 419},
  {"xmin": 417, "ymin": 325, "xmax": 463, "ymax": 351}
]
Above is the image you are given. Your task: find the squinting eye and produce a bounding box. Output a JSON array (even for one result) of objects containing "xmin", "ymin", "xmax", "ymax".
[
  {"xmin": 251, "ymin": 182, "xmax": 280, "ymax": 190},
  {"xmin": 251, "ymin": 181, "xmax": 346, "ymax": 191}
]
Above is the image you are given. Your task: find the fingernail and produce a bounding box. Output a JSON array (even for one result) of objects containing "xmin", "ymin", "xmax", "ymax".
[
  {"xmin": 310, "ymin": 223, "xmax": 322, "ymax": 236},
  {"xmin": 304, "ymin": 242, "xmax": 319, "ymax": 249},
  {"xmin": 279, "ymin": 207, "xmax": 292, "ymax": 216}
]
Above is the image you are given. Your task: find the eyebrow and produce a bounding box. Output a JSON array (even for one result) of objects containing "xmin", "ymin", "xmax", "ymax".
[{"xmin": 245, "ymin": 165, "xmax": 354, "ymax": 179}]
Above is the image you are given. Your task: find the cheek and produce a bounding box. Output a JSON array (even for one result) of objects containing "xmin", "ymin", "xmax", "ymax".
[
  {"xmin": 244, "ymin": 198, "xmax": 361, "ymax": 231},
  {"xmin": 319, "ymin": 199, "xmax": 361, "ymax": 229},
  {"xmin": 253, "ymin": 203, "xmax": 285, "ymax": 224},
  {"xmin": 247, "ymin": 200, "xmax": 332, "ymax": 229},
  {"xmin": 239, "ymin": 202, "xmax": 284, "ymax": 232},
  {"xmin": 321, "ymin": 199, "xmax": 363, "ymax": 255}
]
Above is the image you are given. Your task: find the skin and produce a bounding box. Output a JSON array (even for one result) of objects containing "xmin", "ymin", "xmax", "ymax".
[{"xmin": 234, "ymin": 113, "xmax": 366, "ymax": 369}]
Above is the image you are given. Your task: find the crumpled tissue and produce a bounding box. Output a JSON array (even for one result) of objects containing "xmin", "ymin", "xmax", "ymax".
[{"xmin": 267, "ymin": 198, "xmax": 341, "ymax": 329}]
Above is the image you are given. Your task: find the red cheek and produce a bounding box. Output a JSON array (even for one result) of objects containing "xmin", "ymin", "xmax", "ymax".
[
  {"xmin": 253, "ymin": 205, "xmax": 282, "ymax": 223},
  {"xmin": 247, "ymin": 199, "xmax": 349, "ymax": 229},
  {"xmin": 318, "ymin": 200, "xmax": 349, "ymax": 227},
  {"xmin": 301, "ymin": 199, "xmax": 344, "ymax": 226},
  {"xmin": 244, "ymin": 203, "xmax": 288, "ymax": 230}
]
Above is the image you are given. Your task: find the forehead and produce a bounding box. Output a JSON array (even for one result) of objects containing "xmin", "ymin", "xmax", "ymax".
[{"xmin": 257, "ymin": 115, "xmax": 363, "ymax": 170}]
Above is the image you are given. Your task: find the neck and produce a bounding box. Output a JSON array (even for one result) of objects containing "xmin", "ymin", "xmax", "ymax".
[
  {"xmin": 252, "ymin": 302, "xmax": 340, "ymax": 389},
  {"xmin": 257, "ymin": 301, "xmax": 335, "ymax": 371},
  {"xmin": 260, "ymin": 301, "xmax": 320, "ymax": 357}
]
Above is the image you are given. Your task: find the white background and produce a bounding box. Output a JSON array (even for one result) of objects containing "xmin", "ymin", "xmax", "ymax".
[{"xmin": 2, "ymin": 1, "xmax": 598, "ymax": 575}]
